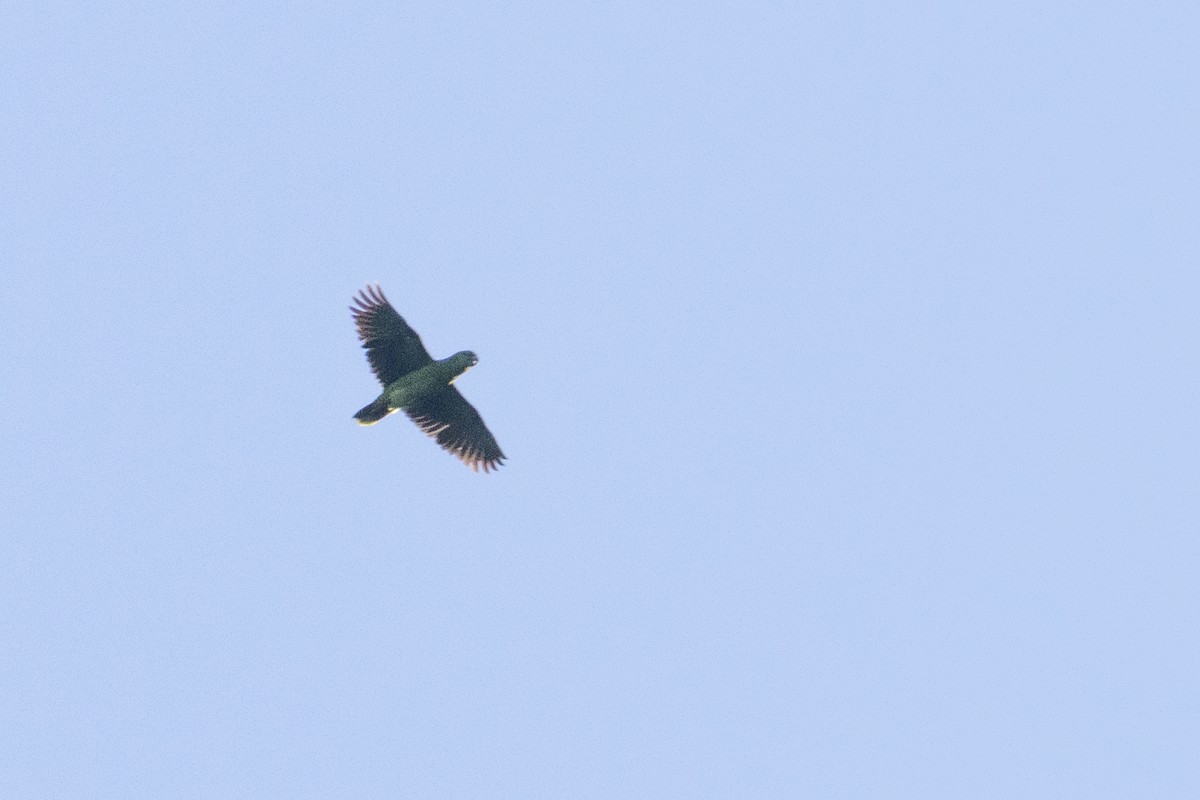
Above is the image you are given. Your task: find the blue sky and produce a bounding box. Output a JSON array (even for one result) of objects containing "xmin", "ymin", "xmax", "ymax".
[{"xmin": 3, "ymin": 2, "xmax": 1197, "ymax": 797}]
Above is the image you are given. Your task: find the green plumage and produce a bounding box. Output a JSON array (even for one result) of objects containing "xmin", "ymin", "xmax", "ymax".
[{"xmin": 351, "ymin": 285, "xmax": 505, "ymax": 472}]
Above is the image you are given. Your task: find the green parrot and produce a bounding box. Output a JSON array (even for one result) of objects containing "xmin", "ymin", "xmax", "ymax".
[{"xmin": 351, "ymin": 284, "xmax": 505, "ymax": 472}]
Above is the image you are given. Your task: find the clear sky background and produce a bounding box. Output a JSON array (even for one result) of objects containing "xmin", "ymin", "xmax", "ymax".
[{"xmin": 2, "ymin": 2, "xmax": 1197, "ymax": 797}]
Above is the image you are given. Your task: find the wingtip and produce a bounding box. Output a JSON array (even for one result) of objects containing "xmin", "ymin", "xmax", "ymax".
[{"xmin": 350, "ymin": 283, "xmax": 388, "ymax": 311}]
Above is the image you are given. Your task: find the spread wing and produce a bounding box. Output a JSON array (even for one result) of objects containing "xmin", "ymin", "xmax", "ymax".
[
  {"xmin": 350, "ymin": 284, "xmax": 433, "ymax": 386},
  {"xmin": 405, "ymin": 387, "xmax": 506, "ymax": 473}
]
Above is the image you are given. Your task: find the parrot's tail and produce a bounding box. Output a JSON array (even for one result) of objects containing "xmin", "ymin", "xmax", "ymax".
[{"xmin": 354, "ymin": 397, "xmax": 393, "ymax": 425}]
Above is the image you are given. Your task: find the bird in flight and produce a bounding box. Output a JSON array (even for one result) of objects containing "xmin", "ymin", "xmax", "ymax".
[{"xmin": 350, "ymin": 284, "xmax": 505, "ymax": 472}]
